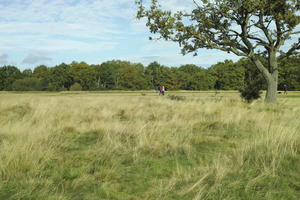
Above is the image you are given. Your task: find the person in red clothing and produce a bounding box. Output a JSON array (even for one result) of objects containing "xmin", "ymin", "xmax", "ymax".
[
  {"xmin": 158, "ymin": 85, "xmax": 166, "ymax": 95},
  {"xmin": 159, "ymin": 85, "xmax": 163, "ymax": 95}
]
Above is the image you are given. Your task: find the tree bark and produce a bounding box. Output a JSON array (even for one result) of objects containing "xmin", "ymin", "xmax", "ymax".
[
  {"xmin": 265, "ymin": 72, "xmax": 278, "ymax": 103},
  {"xmin": 251, "ymin": 57, "xmax": 278, "ymax": 103}
]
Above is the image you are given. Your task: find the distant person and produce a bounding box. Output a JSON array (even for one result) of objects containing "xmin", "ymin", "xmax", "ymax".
[
  {"xmin": 158, "ymin": 85, "xmax": 165, "ymax": 96},
  {"xmin": 159, "ymin": 85, "xmax": 163, "ymax": 95},
  {"xmin": 283, "ymin": 84, "xmax": 288, "ymax": 95},
  {"xmin": 161, "ymin": 85, "xmax": 165, "ymax": 96},
  {"xmin": 157, "ymin": 86, "xmax": 161, "ymax": 95}
]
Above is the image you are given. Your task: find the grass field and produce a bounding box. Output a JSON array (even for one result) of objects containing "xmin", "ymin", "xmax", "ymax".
[{"xmin": 0, "ymin": 91, "xmax": 299, "ymax": 200}]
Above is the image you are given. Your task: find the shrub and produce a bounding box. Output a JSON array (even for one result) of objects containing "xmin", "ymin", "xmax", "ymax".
[
  {"xmin": 70, "ymin": 83, "xmax": 82, "ymax": 91},
  {"xmin": 239, "ymin": 85, "xmax": 262, "ymax": 103},
  {"xmin": 239, "ymin": 79, "xmax": 262, "ymax": 103},
  {"xmin": 239, "ymin": 62, "xmax": 264, "ymax": 103}
]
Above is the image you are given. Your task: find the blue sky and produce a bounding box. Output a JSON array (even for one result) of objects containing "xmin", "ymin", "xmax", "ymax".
[{"xmin": 0, "ymin": 0, "xmax": 244, "ymax": 70}]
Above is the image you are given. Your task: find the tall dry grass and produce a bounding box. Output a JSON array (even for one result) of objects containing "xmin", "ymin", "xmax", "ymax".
[{"xmin": 0, "ymin": 92, "xmax": 299, "ymax": 199}]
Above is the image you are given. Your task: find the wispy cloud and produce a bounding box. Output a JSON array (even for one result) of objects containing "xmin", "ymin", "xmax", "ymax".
[
  {"xmin": 22, "ymin": 53, "xmax": 52, "ymax": 65},
  {"xmin": 0, "ymin": 0, "xmax": 250, "ymax": 69},
  {"xmin": 0, "ymin": 0, "xmax": 137, "ymax": 68}
]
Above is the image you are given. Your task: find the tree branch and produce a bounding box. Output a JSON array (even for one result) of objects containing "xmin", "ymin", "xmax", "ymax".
[
  {"xmin": 255, "ymin": 13, "xmax": 274, "ymax": 45},
  {"xmin": 282, "ymin": 40, "xmax": 300, "ymax": 57}
]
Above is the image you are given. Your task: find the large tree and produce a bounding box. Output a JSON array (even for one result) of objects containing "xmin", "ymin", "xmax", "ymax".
[{"xmin": 136, "ymin": 0, "xmax": 300, "ymax": 103}]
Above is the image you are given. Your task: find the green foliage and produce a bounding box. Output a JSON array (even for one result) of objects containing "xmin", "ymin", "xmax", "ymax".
[
  {"xmin": 239, "ymin": 84, "xmax": 262, "ymax": 103},
  {"xmin": 33, "ymin": 65, "xmax": 48, "ymax": 80},
  {"xmin": 70, "ymin": 83, "xmax": 82, "ymax": 91},
  {"xmin": 12, "ymin": 78, "xmax": 43, "ymax": 91},
  {"xmin": 96, "ymin": 61, "xmax": 122, "ymax": 89},
  {"xmin": 69, "ymin": 62, "xmax": 97, "ymax": 90},
  {"xmin": 239, "ymin": 59, "xmax": 264, "ymax": 102},
  {"xmin": 32, "ymin": 65, "xmax": 49, "ymax": 91},
  {"xmin": 136, "ymin": 0, "xmax": 299, "ymax": 57},
  {"xmin": 145, "ymin": 61, "xmax": 167, "ymax": 88},
  {"xmin": 0, "ymin": 66, "xmax": 22, "ymax": 90},
  {"xmin": 47, "ymin": 63, "xmax": 72, "ymax": 91},
  {"xmin": 209, "ymin": 60, "xmax": 245, "ymax": 90},
  {"xmin": 136, "ymin": 0, "xmax": 300, "ymax": 103},
  {"xmin": 1, "ymin": 56, "xmax": 300, "ymax": 93},
  {"xmin": 118, "ymin": 63, "xmax": 147, "ymax": 90},
  {"xmin": 278, "ymin": 55, "xmax": 300, "ymax": 91},
  {"xmin": 179, "ymin": 65, "xmax": 215, "ymax": 90},
  {"xmin": 22, "ymin": 69, "xmax": 33, "ymax": 78}
]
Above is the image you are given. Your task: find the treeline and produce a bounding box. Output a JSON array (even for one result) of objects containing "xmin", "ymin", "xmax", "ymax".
[{"xmin": 0, "ymin": 56, "xmax": 299, "ymax": 91}]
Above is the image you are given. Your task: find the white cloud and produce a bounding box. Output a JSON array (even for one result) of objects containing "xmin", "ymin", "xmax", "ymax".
[
  {"xmin": 0, "ymin": 0, "xmax": 135, "ymax": 23},
  {"xmin": 4, "ymin": 0, "xmax": 297, "ymax": 69},
  {"xmin": 0, "ymin": 0, "xmax": 134, "ymax": 53}
]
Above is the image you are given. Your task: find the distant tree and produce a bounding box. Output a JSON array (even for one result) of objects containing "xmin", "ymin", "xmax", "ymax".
[
  {"xmin": 32, "ymin": 65, "xmax": 49, "ymax": 90},
  {"xmin": 145, "ymin": 61, "xmax": 169, "ymax": 88},
  {"xmin": 12, "ymin": 77, "xmax": 43, "ymax": 91},
  {"xmin": 91, "ymin": 64, "xmax": 103, "ymax": 89},
  {"xmin": 163, "ymin": 67, "xmax": 182, "ymax": 90},
  {"xmin": 97, "ymin": 61, "xmax": 117, "ymax": 89},
  {"xmin": 69, "ymin": 62, "xmax": 97, "ymax": 90},
  {"xmin": 192, "ymin": 70, "xmax": 215, "ymax": 90},
  {"xmin": 179, "ymin": 64, "xmax": 202, "ymax": 74},
  {"xmin": 209, "ymin": 60, "xmax": 245, "ymax": 90},
  {"xmin": 57, "ymin": 63, "xmax": 73, "ymax": 90},
  {"xmin": 47, "ymin": 64, "xmax": 72, "ymax": 91},
  {"xmin": 33, "ymin": 65, "xmax": 48, "ymax": 80},
  {"xmin": 22, "ymin": 69, "xmax": 33, "ymax": 78},
  {"xmin": 118, "ymin": 63, "xmax": 148, "ymax": 90},
  {"xmin": 278, "ymin": 55, "xmax": 300, "ymax": 91},
  {"xmin": 178, "ymin": 64, "xmax": 200, "ymax": 90},
  {"xmin": 98, "ymin": 60, "xmax": 129, "ymax": 89},
  {"xmin": 137, "ymin": 0, "xmax": 300, "ymax": 103},
  {"xmin": 178, "ymin": 65, "xmax": 214, "ymax": 90},
  {"xmin": 0, "ymin": 66, "xmax": 22, "ymax": 90}
]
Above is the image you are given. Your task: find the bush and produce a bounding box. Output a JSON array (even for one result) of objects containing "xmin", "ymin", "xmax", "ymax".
[
  {"xmin": 239, "ymin": 67, "xmax": 263, "ymax": 103},
  {"xmin": 70, "ymin": 83, "xmax": 82, "ymax": 91},
  {"xmin": 239, "ymin": 85, "xmax": 262, "ymax": 103},
  {"xmin": 12, "ymin": 78, "xmax": 43, "ymax": 91}
]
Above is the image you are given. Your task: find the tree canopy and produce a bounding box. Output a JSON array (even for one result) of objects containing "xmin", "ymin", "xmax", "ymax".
[
  {"xmin": 1, "ymin": 56, "xmax": 299, "ymax": 94},
  {"xmin": 136, "ymin": 0, "xmax": 300, "ymax": 102}
]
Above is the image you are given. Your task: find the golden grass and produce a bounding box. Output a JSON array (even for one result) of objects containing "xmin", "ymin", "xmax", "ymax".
[{"xmin": 0, "ymin": 91, "xmax": 299, "ymax": 199}]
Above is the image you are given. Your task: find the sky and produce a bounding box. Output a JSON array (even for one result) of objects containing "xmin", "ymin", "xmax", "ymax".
[
  {"xmin": 0, "ymin": 0, "xmax": 241, "ymax": 70},
  {"xmin": 0, "ymin": 0, "xmax": 251, "ymax": 70}
]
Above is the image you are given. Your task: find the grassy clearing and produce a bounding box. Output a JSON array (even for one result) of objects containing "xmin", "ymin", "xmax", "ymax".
[{"xmin": 0, "ymin": 91, "xmax": 299, "ymax": 200}]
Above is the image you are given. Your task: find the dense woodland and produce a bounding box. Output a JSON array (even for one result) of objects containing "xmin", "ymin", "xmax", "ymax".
[{"xmin": 0, "ymin": 56, "xmax": 299, "ymax": 92}]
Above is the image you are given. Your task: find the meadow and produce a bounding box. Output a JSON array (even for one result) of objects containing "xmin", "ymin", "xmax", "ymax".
[{"xmin": 0, "ymin": 91, "xmax": 299, "ymax": 200}]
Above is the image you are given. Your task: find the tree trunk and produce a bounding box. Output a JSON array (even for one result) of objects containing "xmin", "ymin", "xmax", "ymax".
[
  {"xmin": 265, "ymin": 72, "xmax": 278, "ymax": 103},
  {"xmin": 251, "ymin": 56, "xmax": 278, "ymax": 103}
]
